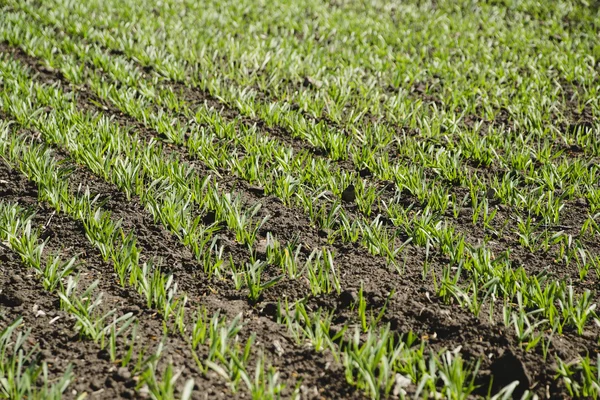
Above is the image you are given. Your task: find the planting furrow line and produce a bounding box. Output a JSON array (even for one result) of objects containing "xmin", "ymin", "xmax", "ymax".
[
  {"xmin": 0, "ymin": 35, "xmax": 536, "ymax": 400},
  {"xmin": 2, "ymin": 35, "xmax": 596, "ymax": 400},
  {"xmin": 2, "ymin": 20, "xmax": 597, "ymax": 297},
  {"xmin": 0, "ymin": 82, "xmax": 368, "ymax": 400},
  {"xmin": 12, "ymin": 0, "xmax": 596, "ymax": 148},
  {"xmin": 2, "ymin": 22, "xmax": 596, "ymax": 346},
  {"xmin": 7, "ymin": 2, "xmax": 599, "ymax": 217},
  {"xmin": 12, "ymin": 0, "xmax": 596, "ymax": 167},
  {"xmin": 2, "ymin": 22, "xmax": 598, "ymax": 312}
]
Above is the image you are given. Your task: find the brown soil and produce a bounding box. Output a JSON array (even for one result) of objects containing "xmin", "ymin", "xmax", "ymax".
[{"xmin": 1, "ymin": 36, "xmax": 599, "ymax": 400}]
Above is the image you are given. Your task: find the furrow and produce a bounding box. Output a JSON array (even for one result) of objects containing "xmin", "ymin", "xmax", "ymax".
[
  {"xmin": 0, "ymin": 74, "xmax": 366, "ymax": 400},
  {"xmin": 0, "ymin": 37, "xmax": 588, "ymax": 400},
  {"xmin": 1, "ymin": 19, "xmax": 597, "ymax": 299}
]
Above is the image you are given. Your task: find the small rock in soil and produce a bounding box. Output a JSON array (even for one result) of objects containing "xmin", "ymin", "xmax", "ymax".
[
  {"xmin": 317, "ymin": 229, "xmax": 331, "ymax": 238},
  {"xmin": 358, "ymin": 167, "xmax": 372, "ymax": 177},
  {"xmin": 273, "ymin": 339, "xmax": 284, "ymax": 357},
  {"xmin": 90, "ymin": 379, "xmax": 103, "ymax": 391},
  {"xmin": 202, "ymin": 211, "xmax": 216, "ymax": 224},
  {"xmin": 114, "ymin": 367, "xmax": 132, "ymax": 381},
  {"xmin": 302, "ymin": 76, "xmax": 322, "ymax": 89},
  {"xmin": 371, "ymin": 294, "xmax": 383, "ymax": 305},
  {"xmin": 125, "ymin": 305, "xmax": 141, "ymax": 315},
  {"xmin": 40, "ymin": 349, "xmax": 53, "ymax": 360},
  {"xmin": 393, "ymin": 374, "xmax": 411, "ymax": 397},
  {"xmin": 254, "ymin": 238, "xmax": 269, "ymax": 254},
  {"xmin": 97, "ymin": 348, "xmax": 111, "ymax": 361}
]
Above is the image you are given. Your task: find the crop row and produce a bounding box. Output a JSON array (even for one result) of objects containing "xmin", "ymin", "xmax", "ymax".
[
  {"xmin": 5, "ymin": 1, "xmax": 600, "ymax": 215},
  {"xmin": 16, "ymin": 0, "xmax": 598, "ymax": 134},
  {"xmin": 0, "ymin": 111, "xmax": 512, "ymax": 398},
  {"xmin": 1, "ymin": 14, "xmax": 599, "ymax": 352},
  {"xmin": 1, "ymin": 12, "xmax": 599, "ymax": 336},
  {"xmin": 1, "ymin": 0, "xmax": 599, "ymax": 397}
]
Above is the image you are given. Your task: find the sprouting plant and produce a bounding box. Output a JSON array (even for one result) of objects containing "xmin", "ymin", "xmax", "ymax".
[
  {"xmin": 39, "ymin": 253, "xmax": 79, "ymax": 292},
  {"xmin": 303, "ymin": 248, "xmax": 341, "ymax": 295},
  {"xmin": 435, "ymin": 349, "xmax": 480, "ymax": 400},
  {"xmin": 555, "ymin": 355, "xmax": 600, "ymax": 399},
  {"xmin": 138, "ymin": 341, "xmax": 195, "ymax": 400},
  {"xmin": 58, "ymin": 277, "xmax": 135, "ymax": 341},
  {"xmin": 558, "ymin": 286, "xmax": 598, "ymax": 335},
  {"xmin": 0, "ymin": 317, "xmax": 73, "ymax": 399},
  {"xmin": 354, "ymin": 283, "xmax": 394, "ymax": 332},
  {"xmin": 244, "ymin": 259, "xmax": 283, "ymax": 302}
]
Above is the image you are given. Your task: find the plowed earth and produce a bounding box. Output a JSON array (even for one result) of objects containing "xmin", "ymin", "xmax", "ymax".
[{"xmin": 1, "ymin": 2, "xmax": 599, "ymax": 399}]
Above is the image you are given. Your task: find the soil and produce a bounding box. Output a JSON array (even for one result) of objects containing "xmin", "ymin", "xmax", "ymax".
[{"xmin": 0, "ymin": 36, "xmax": 599, "ymax": 400}]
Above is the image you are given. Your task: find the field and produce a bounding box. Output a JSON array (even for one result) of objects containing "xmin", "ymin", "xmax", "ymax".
[{"xmin": 0, "ymin": 0, "xmax": 599, "ymax": 398}]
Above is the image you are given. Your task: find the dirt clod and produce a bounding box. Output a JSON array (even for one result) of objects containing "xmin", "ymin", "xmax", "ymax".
[
  {"xmin": 489, "ymin": 349, "xmax": 531, "ymax": 397},
  {"xmin": 0, "ymin": 289, "xmax": 25, "ymax": 307}
]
